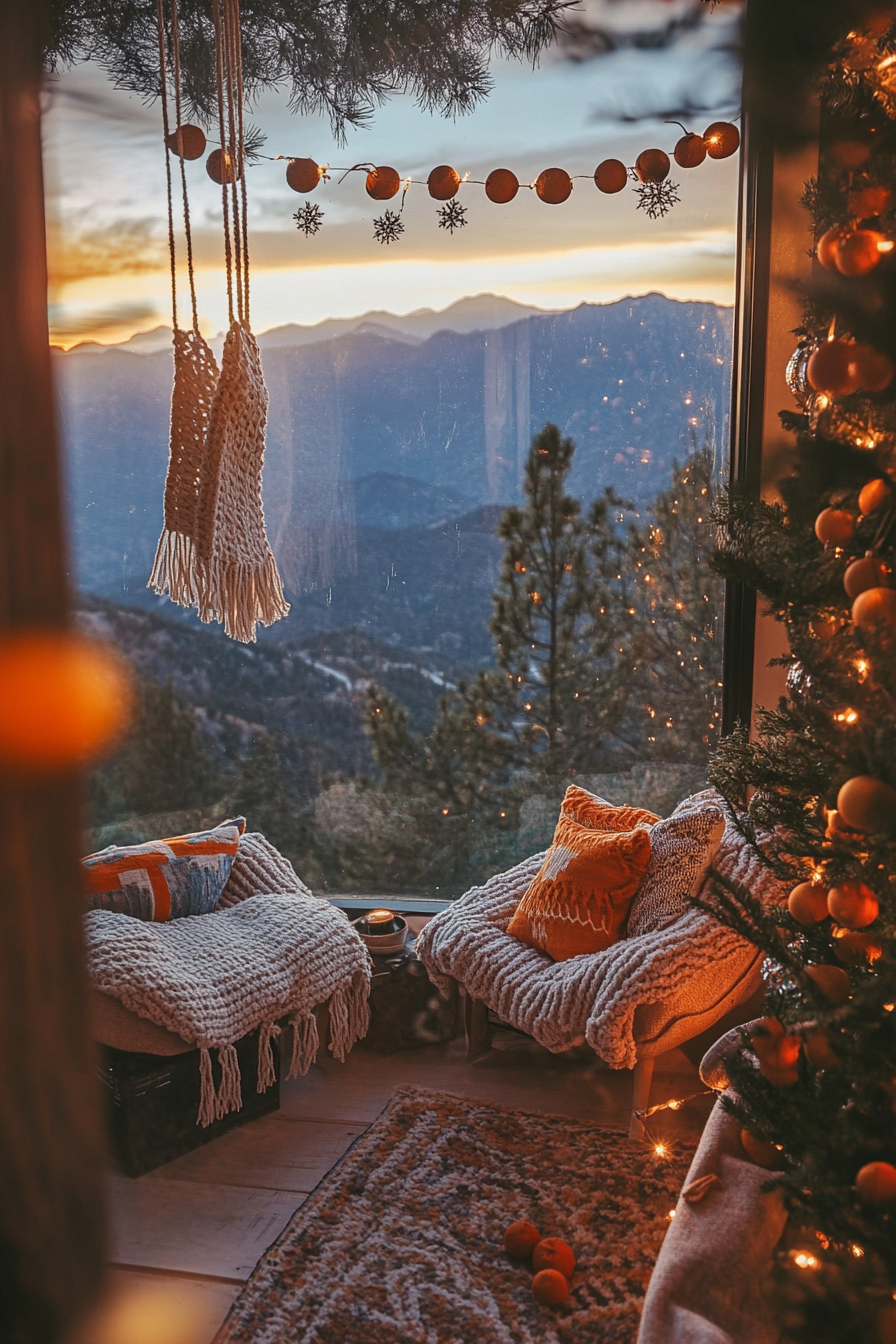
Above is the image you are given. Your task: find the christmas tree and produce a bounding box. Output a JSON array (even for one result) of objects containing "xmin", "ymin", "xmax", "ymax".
[{"xmin": 703, "ymin": 10, "xmax": 896, "ymax": 1339}]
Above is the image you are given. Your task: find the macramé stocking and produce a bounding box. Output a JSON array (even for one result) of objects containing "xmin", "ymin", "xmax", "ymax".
[
  {"xmin": 148, "ymin": 326, "xmax": 219, "ymax": 606},
  {"xmin": 193, "ymin": 321, "xmax": 290, "ymax": 643}
]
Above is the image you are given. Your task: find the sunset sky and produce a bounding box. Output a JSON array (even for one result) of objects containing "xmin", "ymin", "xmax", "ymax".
[{"xmin": 42, "ymin": 0, "xmax": 743, "ymax": 348}]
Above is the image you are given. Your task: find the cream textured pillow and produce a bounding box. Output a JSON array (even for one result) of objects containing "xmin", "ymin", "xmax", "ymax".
[{"xmin": 625, "ymin": 805, "xmax": 724, "ymax": 938}]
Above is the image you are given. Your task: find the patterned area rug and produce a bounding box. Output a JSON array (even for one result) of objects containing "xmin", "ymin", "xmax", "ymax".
[{"xmin": 218, "ymin": 1086, "xmax": 695, "ymax": 1344}]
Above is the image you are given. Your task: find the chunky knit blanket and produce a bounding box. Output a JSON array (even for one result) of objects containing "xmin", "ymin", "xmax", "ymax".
[
  {"xmin": 84, "ymin": 892, "xmax": 370, "ymax": 1125},
  {"xmin": 416, "ymin": 800, "xmax": 775, "ymax": 1070}
]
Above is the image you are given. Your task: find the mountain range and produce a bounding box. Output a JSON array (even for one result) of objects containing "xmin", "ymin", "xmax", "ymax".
[{"xmin": 57, "ymin": 291, "xmax": 732, "ymax": 658}]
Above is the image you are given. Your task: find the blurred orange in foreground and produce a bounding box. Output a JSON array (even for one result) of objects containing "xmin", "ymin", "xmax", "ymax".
[{"xmin": 0, "ymin": 630, "xmax": 133, "ymax": 771}]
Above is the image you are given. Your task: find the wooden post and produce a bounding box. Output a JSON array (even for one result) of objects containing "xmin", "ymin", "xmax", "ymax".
[
  {"xmin": 463, "ymin": 992, "xmax": 493, "ymax": 1062},
  {"xmin": 0, "ymin": 2, "xmax": 107, "ymax": 1340},
  {"xmin": 629, "ymin": 1056, "xmax": 655, "ymax": 1140}
]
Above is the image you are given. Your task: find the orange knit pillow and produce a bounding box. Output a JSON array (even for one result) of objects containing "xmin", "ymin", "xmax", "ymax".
[
  {"xmin": 507, "ymin": 816, "xmax": 652, "ymax": 961},
  {"xmin": 560, "ymin": 784, "xmax": 659, "ymax": 832}
]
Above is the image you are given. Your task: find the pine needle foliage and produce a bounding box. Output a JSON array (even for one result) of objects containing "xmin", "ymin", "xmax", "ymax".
[
  {"xmin": 705, "ymin": 8, "xmax": 896, "ymax": 1332},
  {"xmin": 45, "ymin": 0, "xmax": 569, "ymax": 140}
]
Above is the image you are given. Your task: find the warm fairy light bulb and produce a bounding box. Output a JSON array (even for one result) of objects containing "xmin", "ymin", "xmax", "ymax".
[
  {"xmin": 851, "ymin": 1243, "xmax": 865, "ymax": 1258},
  {"xmin": 816, "ymin": 394, "xmax": 830, "ymax": 409},
  {"xmin": 668, "ymin": 1209, "xmax": 676, "ymax": 1219},
  {"xmin": 654, "ymin": 1143, "xmax": 667, "ymax": 1157},
  {"xmin": 878, "ymin": 240, "xmax": 895, "ymax": 253},
  {"xmin": 794, "ymin": 1252, "xmax": 820, "ymax": 1270},
  {"xmin": 854, "ymin": 658, "xmax": 870, "ymax": 682},
  {"xmin": 884, "ymin": 1003, "xmax": 895, "ymax": 1012},
  {"xmin": 834, "ymin": 708, "xmax": 859, "ymax": 724},
  {"xmin": 667, "ymin": 1100, "xmax": 682, "ymax": 1110}
]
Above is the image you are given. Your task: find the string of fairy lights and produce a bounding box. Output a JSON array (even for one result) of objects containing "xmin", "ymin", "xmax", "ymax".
[{"xmin": 164, "ymin": 118, "xmax": 740, "ymax": 243}]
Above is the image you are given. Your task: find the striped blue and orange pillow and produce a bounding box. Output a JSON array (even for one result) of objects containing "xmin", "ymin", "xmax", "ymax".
[{"xmin": 82, "ymin": 818, "xmax": 246, "ymax": 921}]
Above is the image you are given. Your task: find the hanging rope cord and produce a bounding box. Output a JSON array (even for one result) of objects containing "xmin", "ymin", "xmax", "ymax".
[
  {"xmin": 155, "ymin": 0, "xmax": 179, "ymax": 332},
  {"xmin": 154, "ymin": 0, "xmax": 201, "ymax": 333},
  {"xmin": 170, "ymin": 0, "xmax": 200, "ymax": 332},
  {"xmin": 211, "ymin": 0, "xmax": 252, "ymax": 329}
]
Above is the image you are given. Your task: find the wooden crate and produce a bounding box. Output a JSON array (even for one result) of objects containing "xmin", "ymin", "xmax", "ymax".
[{"xmin": 98, "ymin": 1027, "xmax": 280, "ymax": 1177}]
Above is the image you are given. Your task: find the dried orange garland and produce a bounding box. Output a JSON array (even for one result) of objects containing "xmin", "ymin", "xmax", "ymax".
[{"xmin": 163, "ymin": 116, "xmax": 740, "ymax": 239}]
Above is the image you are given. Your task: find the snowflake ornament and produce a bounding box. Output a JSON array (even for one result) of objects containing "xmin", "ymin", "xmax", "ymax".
[
  {"xmin": 437, "ymin": 200, "xmax": 468, "ymax": 234},
  {"xmin": 373, "ymin": 210, "xmax": 405, "ymax": 245},
  {"xmin": 634, "ymin": 179, "xmax": 681, "ymax": 220},
  {"xmin": 293, "ymin": 200, "xmax": 324, "ymax": 236}
]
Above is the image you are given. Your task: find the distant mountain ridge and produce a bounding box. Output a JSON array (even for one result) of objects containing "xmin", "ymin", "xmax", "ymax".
[
  {"xmin": 57, "ymin": 291, "xmax": 733, "ymax": 648},
  {"xmin": 60, "ymin": 293, "xmax": 556, "ymax": 356}
]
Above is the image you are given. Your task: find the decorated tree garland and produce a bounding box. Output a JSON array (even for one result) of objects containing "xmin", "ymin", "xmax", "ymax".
[{"xmin": 705, "ymin": 8, "xmax": 896, "ymax": 1339}]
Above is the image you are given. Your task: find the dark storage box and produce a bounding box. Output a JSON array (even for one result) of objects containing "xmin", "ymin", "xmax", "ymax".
[
  {"xmin": 359, "ymin": 946, "xmax": 459, "ymax": 1053},
  {"xmin": 98, "ymin": 1026, "xmax": 280, "ymax": 1177}
]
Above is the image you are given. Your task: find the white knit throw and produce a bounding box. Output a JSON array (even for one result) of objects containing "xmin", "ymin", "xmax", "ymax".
[
  {"xmin": 416, "ymin": 849, "xmax": 760, "ymax": 1071},
  {"xmin": 84, "ymin": 893, "xmax": 370, "ymax": 1125}
]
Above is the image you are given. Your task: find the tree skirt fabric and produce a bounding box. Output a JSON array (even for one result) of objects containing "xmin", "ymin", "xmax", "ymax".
[{"xmin": 218, "ymin": 1086, "xmax": 694, "ymax": 1344}]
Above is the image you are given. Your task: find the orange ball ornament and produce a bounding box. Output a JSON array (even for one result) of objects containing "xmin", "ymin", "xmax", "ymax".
[
  {"xmin": 831, "ymin": 139, "xmax": 871, "ymax": 169},
  {"xmin": 485, "ymin": 169, "xmax": 518, "ymax": 203},
  {"xmin": 852, "ymin": 343, "xmax": 894, "ymax": 392},
  {"xmin": 837, "ymin": 775, "xmax": 896, "ymax": 832},
  {"xmin": 165, "ymin": 124, "xmax": 206, "ymax": 160},
  {"xmin": 805, "ymin": 963, "xmax": 851, "ymax": 1004},
  {"xmin": 740, "ymin": 1129, "xmax": 782, "ymax": 1170},
  {"xmin": 594, "ymin": 159, "xmax": 627, "ymax": 193},
  {"xmin": 366, "ymin": 166, "xmax": 401, "ymax": 200},
  {"xmin": 856, "ymin": 1161, "xmax": 896, "ymax": 1206},
  {"xmin": 858, "ymin": 478, "xmax": 891, "ymax": 515},
  {"xmin": 751, "ymin": 1018, "xmax": 800, "ymax": 1087},
  {"xmin": 806, "ymin": 340, "xmax": 860, "ymax": 397},
  {"xmin": 286, "ymin": 158, "xmax": 321, "ymax": 193},
  {"xmin": 803, "ymin": 1029, "xmax": 839, "ymax": 1070},
  {"xmin": 849, "ymin": 184, "xmax": 891, "ymax": 219},
  {"xmin": 206, "ymin": 148, "xmax": 240, "ymax": 184},
  {"xmin": 428, "ymin": 165, "xmax": 460, "ymax": 200},
  {"xmin": 674, "ymin": 133, "xmax": 706, "ymax": 168},
  {"xmin": 532, "ymin": 1269, "xmax": 569, "ymax": 1306},
  {"xmin": 703, "ymin": 121, "xmax": 740, "ymax": 159},
  {"xmin": 844, "ymin": 553, "xmax": 891, "ymax": 600},
  {"xmin": 814, "ymin": 507, "xmax": 856, "ymax": 546},
  {"xmin": 532, "ymin": 1238, "xmax": 576, "ymax": 1279},
  {"xmin": 817, "ymin": 226, "xmax": 848, "ymax": 270},
  {"xmin": 827, "ymin": 882, "xmax": 879, "ymax": 928},
  {"xmin": 852, "ymin": 586, "xmax": 896, "ymax": 633},
  {"xmin": 833, "ymin": 929, "xmax": 882, "ymax": 965},
  {"xmin": 635, "ymin": 149, "xmax": 670, "ymax": 183},
  {"xmin": 535, "ymin": 168, "xmax": 572, "ymax": 204},
  {"xmin": 788, "ymin": 882, "xmax": 829, "ymax": 925},
  {"xmin": 836, "ymin": 229, "xmax": 890, "ymax": 276},
  {"xmin": 0, "ymin": 631, "xmax": 133, "ymax": 772},
  {"xmin": 503, "ymin": 1220, "xmax": 541, "ymax": 1258},
  {"xmin": 810, "ymin": 614, "xmax": 840, "ymax": 642}
]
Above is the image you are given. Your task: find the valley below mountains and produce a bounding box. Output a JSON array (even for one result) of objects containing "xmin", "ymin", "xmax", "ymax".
[{"xmin": 59, "ymin": 291, "xmax": 732, "ymax": 661}]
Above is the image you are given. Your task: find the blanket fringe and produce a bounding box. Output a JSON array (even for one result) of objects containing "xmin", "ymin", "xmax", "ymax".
[
  {"xmin": 215, "ymin": 1043, "xmax": 243, "ymax": 1120},
  {"xmin": 328, "ymin": 971, "xmax": 370, "ymax": 1063},
  {"xmin": 198, "ymin": 1047, "xmax": 217, "ymax": 1128},
  {"xmin": 288, "ymin": 1010, "xmax": 320, "ymax": 1080},
  {"xmin": 257, "ymin": 1020, "xmax": 281, "ymax": 1093}
]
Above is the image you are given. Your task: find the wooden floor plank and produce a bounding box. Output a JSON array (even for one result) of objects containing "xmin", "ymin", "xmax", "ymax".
[
  {"xmin": 149, "ymin": 1116, "xmax": 366, "ymax": 1193},
  {"xmin": 107, "ymin": 1173, "xmax": 303, "ymax": 1279},
  {"xmin": 280, "ymin": 1038, "xmax": 704, "ymax": 1134},
  {"xmin": 105, "ymin": 1267, "xmax": 239, "ymax": 1344}
]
